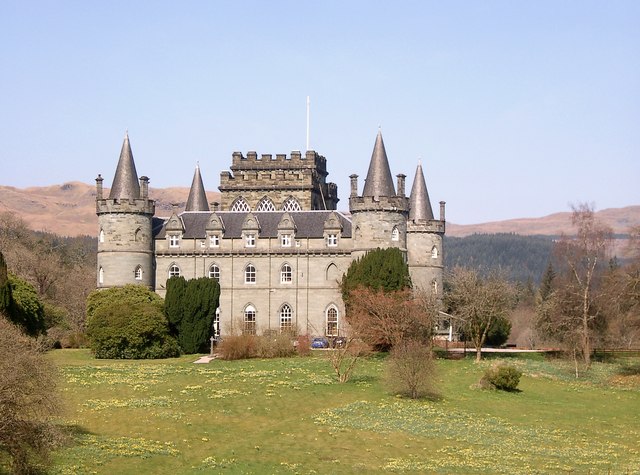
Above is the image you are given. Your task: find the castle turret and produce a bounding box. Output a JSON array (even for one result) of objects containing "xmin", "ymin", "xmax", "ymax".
[
  {"xmin": 185, "ymin": 164, "xmax": 210, "ymax": 212},
  {"xmin": 96, "ymin": 133, "xmax": 155, "ymax": 289},
  {"xmin": 349, "ymin": 130, "xmax": 409, "ymax": 259},
  {"xmin": 407, "ymin": 161, "xmax": 445, "ymax": 295}
]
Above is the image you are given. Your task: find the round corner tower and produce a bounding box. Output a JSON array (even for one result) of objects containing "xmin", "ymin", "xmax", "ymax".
[
  {"xmin": 349, "ymin": 131, "xmax": 409, "ymax": 260},
  {"xmin": 96, "ymin": 133, "xmax": 155, "ymax": 289},
  {"xmin": 406, "ymin": 162, "xmax": 445, "ymax": 296}
]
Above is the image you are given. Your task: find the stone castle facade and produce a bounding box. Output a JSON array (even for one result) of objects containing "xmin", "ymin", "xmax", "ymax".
[{"xmin": 96, "ymin": 131, "xmax": 445, "ymax": 338}]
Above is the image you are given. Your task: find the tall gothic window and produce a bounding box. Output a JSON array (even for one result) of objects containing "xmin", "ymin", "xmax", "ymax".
[
  {"xmin": 231, "ymin": 197, "xmax": 250, "ymax": 212},
  {"xmin": 99, "ymin": 229, "xmax": 105, "ymax": 243},
  {"xmin": 256, "ymin": 197, "xmax": 276, "ymax": 211},
  {"xmin": 98, "ymin": 266, "xmax": 104, "ymax": 284},
  {"xmin": 326, "ymin": 306, "xmax": 338, "ymax": 336},
  {"xmin": 279, "ymin": 304, "xmax": 293, "ymax": 333},
  {"xmin": 282, "ymin": 197, "xmax": 301, "ymax": 212},
  {"xmin": 243, "ymin": 305, "xmax": 256, "ymax": 335},
  {"xmin": 391, "ymin": 226, "xmax": 399, "ymax": 241},
  {"xmin": 134, "ymin": 265, "xmax": 143, "ymax": 280}
]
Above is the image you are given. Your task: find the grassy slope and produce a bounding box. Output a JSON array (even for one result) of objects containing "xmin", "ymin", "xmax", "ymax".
[{"xmin": 45, "ymin": 350, "xmax": 640, "ymax": 474}]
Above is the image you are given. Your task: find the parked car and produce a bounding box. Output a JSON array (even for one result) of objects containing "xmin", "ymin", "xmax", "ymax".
[{"xmin": 311, "ymin": 337, "xmax": 330, "ymax": 349}]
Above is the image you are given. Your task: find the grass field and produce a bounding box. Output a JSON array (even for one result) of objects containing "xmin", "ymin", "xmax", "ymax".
[{"xmin": 42, "ymin": 350, "xmax": 640, "ymax": 474}]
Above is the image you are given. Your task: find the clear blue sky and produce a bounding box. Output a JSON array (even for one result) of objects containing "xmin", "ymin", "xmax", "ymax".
[{"xmin": 1, "ymin": 1, "xmax": 638, "ymax": 224}]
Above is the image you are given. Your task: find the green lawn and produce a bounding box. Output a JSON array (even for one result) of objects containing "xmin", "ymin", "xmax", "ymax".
[{"xmin": 43, "ymin": 350, "xmax": 640, "ymax": 474}]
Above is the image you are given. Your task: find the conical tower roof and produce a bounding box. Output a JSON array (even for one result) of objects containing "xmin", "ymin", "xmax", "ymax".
[
  {"xmin": 362, "ymin": 130, "xmax": 396, "ymax": 198},
  {"xmin": 185, "ymin": 164, "xmax": 210, "ymax": 212},
  {"xmin": 109, "ymin": 132, "xmax": 140, "ymax": 199},
  {"xmin": 409, "ymin": 161, "xmax": 434, "ymax": 221}
]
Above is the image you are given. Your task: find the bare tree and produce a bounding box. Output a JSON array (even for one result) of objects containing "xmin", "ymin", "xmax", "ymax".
[
  {"xmin": 444, "ymin": 267, "xmax": 516, "ymax": 361},
  {"xmin": 543, "ymin": 204, "xmax": 613, "ymax": 368},
  {"xmin": 326, "ymin": 333, "xmax": 370, "ymax": 383}
]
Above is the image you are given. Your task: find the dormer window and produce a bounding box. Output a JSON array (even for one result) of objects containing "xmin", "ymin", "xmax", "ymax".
[
  {"xmin": 281, "ymin": 234, "xmax": 292, "ymax": 247},
  {"xmin": 326, "ymin": 234, "xmax": 338, "ymax": 247},
  {"xmin": 210, "ymin": 235, "xmax": 220, "ymax": 247},
  {"xmin": 392, "ymin": 226, "xmax": 399, "ymax": 241},
  {"xmin": 169, "ymin": 235, "xmax": 180, "ymax": 248},
  {"xmin": 245, "ymin": 233, "xmax": 256, "ymax": 247}
]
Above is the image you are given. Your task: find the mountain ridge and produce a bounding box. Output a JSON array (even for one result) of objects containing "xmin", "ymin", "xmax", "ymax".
[{"xmin": 1, "ymin": 182, "xmax": 638, "ymax": 238}]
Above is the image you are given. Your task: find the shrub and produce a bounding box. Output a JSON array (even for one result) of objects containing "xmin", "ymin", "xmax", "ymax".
[
  {"xmin": 217, "ymin": 335, "xmax": 258, "ymax": 360},
  {"xmin": 296, "ymin": 334, "xmax": 311, "ymax": 356},
  {"xmin": 480, "ymin": 363, "xmax": 522, "ymax": 391},
  {"xmin": 617, "ymin": 362, "xmax": 640, "ymax": 376},
  {"xmin": 256, "ymin": 333, "xmax": 296, "ymax": 358},
  {"xmin": 87, "ymin": 302, "xmax": 180, "ymax": 359},
  {"xmin": 0, "ymin": 314, "xmax": 64, "ymax": 474},
  {"xmin": 384, "ymin": 339, "xmax": 438, "ymax": 399}
]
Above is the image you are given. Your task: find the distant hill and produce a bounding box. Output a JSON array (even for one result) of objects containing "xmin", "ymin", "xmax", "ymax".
[{"xmin": 0, "ymin": 182, "xmax": 638, "ymax": 239}]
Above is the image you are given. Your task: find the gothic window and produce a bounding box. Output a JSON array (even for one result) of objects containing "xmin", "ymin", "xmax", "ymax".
[
  {"xmin": 243, "ymin": 305, "xmax": 256, "ymax": 335},
  {"xmin": 280, "ymin": 263, "xmax": 292, "ymax": 284},
  {"xmin": 280, "ymin": 234, "xmax": 292, "ymax": 247},
  {"xmin": 169, "ymin": 264, "xmax": 181, "ymax": 277},
  {"xmin": 431, "ymin": 246, "xmax": 439, "ymax": 259},
  {"xmin": 245, "ymin": 233, "xmax": 256, "ymax": 247},
  {"xmin": 209, "ymin": 264, "xmax": 220, "ymax": 280},
  {"xmin": 213, "ymin": 308, "xmax": 221, "ymax": 338},
  {"xmin": 99, "ymin": 266, "xmax": 104, "ymax": 284},
  {"xmin": 231, "ymin": 197, "xmax": 250, "ymax": 212},
  {"xmin": 169, "ymin": 235, "xmax": 180, "ymax": 248},
  {"xmin": 244, "ymin": 264, "xmax": 256, "ymax": 284},
  {"xmin": 99, "ymin": 229, "xmax": 105, "ymax": 243},
  {"xmin": 326, "ymin": 305, "xmax": 338, "ymax": 336},
  {"xmin": 134, "ymin": 228, "xmax": 142, "ymax": 242},
  {"xmin": 209, "ymin": 234, "xmax": 220, "ymax": 247},
  {"xmin": 391, "ymin": 226, "xmax": 399, "ymax": 241},
  {"xmin": 134, "ymin": 265, "xmax": 142, "ymax": 280},
  {"xmin": 326, "ymin": 234, "xmax": 337, "ymax": 247},
  {"xmin": 282, "ymin": 197, "xmax": 301, "ymax": 212},
  {"xmin": 256, "ymin": 197, "xmax": 276, "ymax": 212},
  {"xmin": 325, "ymin": 263, "xmax": 339, "ymax": 281},
  {"xmin": 432, "ymin": 280, "xmax": 438, "ymax": 295},
  {"xmin": 279, "ymin": 304, "xmax": 293, "ymax": 333}
]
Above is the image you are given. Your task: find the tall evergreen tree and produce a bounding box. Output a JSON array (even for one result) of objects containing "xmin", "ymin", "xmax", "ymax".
[
  {"xmin": 539, "ymin": 262, "xmax": 556, "ymax": 302},
  {"xmin": 164, "ymin": 276, "xmax": 188, "ymax": 335}
]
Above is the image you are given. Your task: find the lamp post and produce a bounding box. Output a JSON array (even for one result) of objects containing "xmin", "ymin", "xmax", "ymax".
[{"xmin": 209, "ymin": 336, "xmax": 215, "ymax": 356}]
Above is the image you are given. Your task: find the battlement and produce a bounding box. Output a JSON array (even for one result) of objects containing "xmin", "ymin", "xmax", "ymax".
[
  {"xmin": 407, "ymin": 219, "xmax": 446, "ymax": 234},
  {"xmin": 230, "ymin": 150, "xmax": 327, "ymax": 174},
  {"xmin": 96, "ymin": 198, "xmax": 155, "ymax": 215},
  {"xmin": 349, "ymin": 195, "xmax": 410, "ymax": 214}
]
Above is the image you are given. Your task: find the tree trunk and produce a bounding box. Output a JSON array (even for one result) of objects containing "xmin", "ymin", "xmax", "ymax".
[{"xmin": 582, "ymin": 287, "xmax": 591, "ymax": 368}]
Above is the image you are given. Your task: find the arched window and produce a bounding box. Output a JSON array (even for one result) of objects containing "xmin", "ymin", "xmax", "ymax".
[
  {"xmin": 134, "ymin": 265, "xmax": 143, "ymax": 280},
  {"xmin": 325, "ymin": 263, "xmax": 339, "ymax": 281},
  {"xmin": 243, "ymin": 305, "xmax": 256, "ymax": 335},
  {"xmin": 244, "ymin": 264, "xmax": 256, "ymax": 284},
  {"xmin": 279, "ymin": 304, "xmax": 293, "ymax": 333},
  {"xmin": 99, "ymin": 229, "xmax": 105, "ymax": 243},
  {"xmin": 432, "ymin": 280, "xmax": 438, "ymax": 295},
  {"xmin": 231, "ymin": 197, "xmax": 250, "ymax": 212},
  {"xmin": 326, "ymin": 305, "xmax": 339, "ymax": 336},
  {"xmin": 213, "ymin": 308, "xmax": 221, "ymax": 338},
  {"xmin": 431, "ymin": 246, "xmax": 439, "ymax": 259},
  {"xmin": 280, "ymin": 263, "xmax": 292, "ymax": 284},
  {"xmin": 282, "ymin": 197, "xmax": 301, "ymax": 212},
  {"xmin": 391, "ymin": 226, "xmax": 399, "ymax": 241},
  {"xmin": 169, "ymin": 264, "xmax": 181, "ymax": 277},
  {"xmin": 134, "ymin": 228, "xmax": 142, "ymax": 242},
  {"xmin": 209, "ymin": 264, "xmax": 220, "ymax": 280},
  {"xmin": 98, "ymin": 266, "xmax": 104, "ymax": 284},
  {"xmin": 256, "ymin": 197, "xmax": 276, "ymax": 212}
]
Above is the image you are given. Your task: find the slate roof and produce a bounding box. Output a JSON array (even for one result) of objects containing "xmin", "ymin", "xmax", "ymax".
[
  {"xmin": 185, "ymin": 164, "xmax": 210, "ymax": 212},
  {"xmin": 362, "ymin": 130, "xmax": 396, "ymax": 198},
  {"xmin": 409, "ymin": 162, "xmax": 434, "ymax": 221},
  {"xmin": 155, "ymin": 211, "xmax": 352, "ymax": 240},
  {"xmin": 109, "ymin": 132, "xmax": 141, "ymax": 200}
]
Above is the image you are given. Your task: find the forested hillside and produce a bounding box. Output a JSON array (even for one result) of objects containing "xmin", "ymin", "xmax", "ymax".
[{"xmin": 445, "ymin": 233, "xmax": 555, "ymax": 284}]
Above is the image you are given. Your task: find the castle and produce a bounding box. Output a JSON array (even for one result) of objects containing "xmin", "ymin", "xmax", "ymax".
[{"xmin": 95, "ymin": 131, "xmax": 445, "ymax": 339}]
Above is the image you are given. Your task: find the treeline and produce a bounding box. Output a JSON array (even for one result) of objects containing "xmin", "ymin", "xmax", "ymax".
[{"xmin": 445, "ymin": 233, "xmax": 554, "ymax": 284}]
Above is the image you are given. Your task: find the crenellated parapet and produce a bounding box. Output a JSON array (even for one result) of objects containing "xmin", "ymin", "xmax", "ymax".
[
  {"xmin": 349, "ymin": 195, "xmax": 410, "ymax": 214},
  {"xmin": 96, "ymin": 198, "xmax": 155, "ymax": 216},
  {"xmin": 229, "ymin": 150, "xmax": 327, "ymax": 175},
  {"xmin": 407, "ymin": 219, "xmax": 445, "ymax": 234}
]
